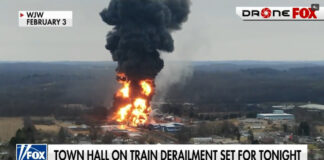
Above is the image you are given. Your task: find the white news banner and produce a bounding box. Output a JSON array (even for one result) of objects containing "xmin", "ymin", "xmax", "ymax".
[
  {"xmin": 18, "ymin": 11, "xmax": 72, "ymax": 27},
  {"xmin": 47, "ymin": 144, "xmax": 308, "ymax": 160}
]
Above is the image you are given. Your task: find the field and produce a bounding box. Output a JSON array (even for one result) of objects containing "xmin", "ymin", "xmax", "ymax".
[
  {"xmin": 315, "ymin": 125, "xmax": 324, "ymax": 136},
  {"xmin": 35, "ymin": 125, "xmax": 60, "ymax": 134},
  {"xmin": 0, "ymin": 117, "xmax": 23, "ymax": 142},
  {"xmin": 0, "ymin": 117, "xmax": 79, "ymax": 142}
]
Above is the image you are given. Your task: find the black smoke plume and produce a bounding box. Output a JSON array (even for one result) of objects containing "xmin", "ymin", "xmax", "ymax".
[
  {"xmin": 100, "ymin": 0, "xmax": 190, "ymax": 81},
  {"xmin": 100, "ymin": 0, "xmax": 190, "ymax": 120}
]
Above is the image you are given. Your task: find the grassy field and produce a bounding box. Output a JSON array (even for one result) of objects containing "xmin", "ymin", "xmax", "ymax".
[{"xmin": 0, "ymin": 117, "xmax": 23, "ymax": 142}]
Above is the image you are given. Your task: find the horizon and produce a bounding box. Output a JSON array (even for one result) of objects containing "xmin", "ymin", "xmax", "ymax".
[{"xmin": 2, "ymin": 60, "xmax": 324, "ymax": 63}]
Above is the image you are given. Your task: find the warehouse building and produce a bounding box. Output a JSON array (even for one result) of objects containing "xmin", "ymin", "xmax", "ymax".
[
  {"xmin": 148, "ymin": 123, "xmax": 184, "ymax": 132},
  {"xmin": 257, "ymin": 110, "xmax": 295, "ymax": 120}
]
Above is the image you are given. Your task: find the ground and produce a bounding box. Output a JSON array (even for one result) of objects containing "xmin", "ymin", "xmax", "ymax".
[
  {"xmin": 315, "ymin": 125, "xmax": 324, "ymax": 136},
  {"xmin": 0, "ymin": 117, "xmax": 23, "ymax": 142},
  {"xmin": 35, "ymin": 124, "xmax": 60, "ymax": 134}
]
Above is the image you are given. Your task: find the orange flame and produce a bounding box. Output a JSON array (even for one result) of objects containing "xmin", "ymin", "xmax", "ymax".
[
  {"xmin": 116, "ymin": 73, "xmax": 127, "ymax": 82},
  {"xmin": 140, "ymin": 80, "xmax": 152, "ymax": 96},
  {"xmin": 116, "ymin": 104, "xmax": 131, "ymax": 122},
  {"xmin": 131, "ymin": 98, "xmax": 148, "ymax": 126},
  {"xmin": 117, "ymin": 81, "xmax": 130, "ymax": 98},
  {"xmin": 114, "ymin": 75, "xmax": 153, "ymax": 126}
]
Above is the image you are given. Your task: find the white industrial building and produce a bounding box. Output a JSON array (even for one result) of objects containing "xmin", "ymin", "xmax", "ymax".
[
  {"xmin": 257, "ymin": 110, "xmax": 294, "ymax": 120},
  {"xmin": 148, "ymin": 123, "xmax": 184, "ymax": 132}
]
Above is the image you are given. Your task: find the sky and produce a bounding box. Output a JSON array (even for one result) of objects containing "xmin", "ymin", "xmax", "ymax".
[{"xmin": 0, "ymin": 0, "xmax": 323, "ymax": 62}]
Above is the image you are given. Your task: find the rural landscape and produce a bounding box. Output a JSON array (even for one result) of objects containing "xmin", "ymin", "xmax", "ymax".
[{"xmin": 0, "ymin": 61, "xmax": 324, "ymax": 159}]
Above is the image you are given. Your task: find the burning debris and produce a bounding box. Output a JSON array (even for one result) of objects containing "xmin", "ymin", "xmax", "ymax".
[{"xmin": 100, "ymin": 0, "xmax": 190, "ymax": 126}]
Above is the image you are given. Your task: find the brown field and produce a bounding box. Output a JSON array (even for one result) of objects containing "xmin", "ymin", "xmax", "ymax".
[
  {"xmin": 316, "ymin": 125, "xmax": 324, "ymax": 135},
  {"xmin": 35, "ymin": 125, "xmax": 60, "ymax": 134},
  {"xmin": 0, "ymin": 117, "xmax": 23, "ymax": 142},
  {"xmin": 55, "ymin": 120, "xmax": 75, "ymax": 128}
]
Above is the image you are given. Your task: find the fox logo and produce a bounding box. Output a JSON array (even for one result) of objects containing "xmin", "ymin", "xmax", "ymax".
[{"xmin": 16, "ymin": 144, "xmax": 47, "ymax": 160}]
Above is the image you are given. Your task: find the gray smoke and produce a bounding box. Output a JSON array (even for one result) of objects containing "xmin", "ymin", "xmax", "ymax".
[{"xmin": 155, "ymin": 61, "xmax": 193, "ymax": 101}]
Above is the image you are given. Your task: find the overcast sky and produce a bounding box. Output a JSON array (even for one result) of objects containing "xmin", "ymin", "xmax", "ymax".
[{"xmin": 0, "ymin": 0, "xmax": 323, "ymax": 62}]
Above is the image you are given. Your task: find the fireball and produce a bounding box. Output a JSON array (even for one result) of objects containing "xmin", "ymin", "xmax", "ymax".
[{"xmin": 114, "ymin": 75, "xmax": 154, "ymax": 126}]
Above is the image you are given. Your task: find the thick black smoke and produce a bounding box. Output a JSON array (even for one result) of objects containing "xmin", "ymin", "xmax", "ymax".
[{"xmin": 100, "ymin": 0, "xmax": 190, "ymax": 81}]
